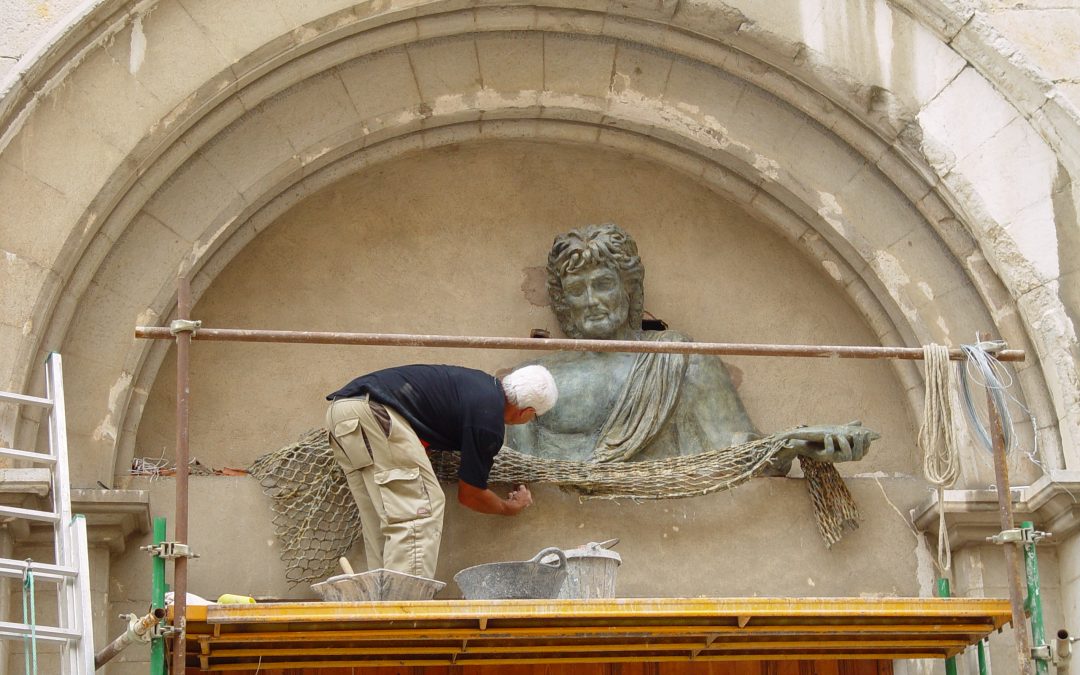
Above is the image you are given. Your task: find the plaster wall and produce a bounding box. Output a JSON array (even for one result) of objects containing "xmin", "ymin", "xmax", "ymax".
[{"xmin": 134, "ymin": 141, "xmax": 918, "ymax": 473}]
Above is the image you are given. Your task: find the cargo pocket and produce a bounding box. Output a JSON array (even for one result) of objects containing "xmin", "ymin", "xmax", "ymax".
[
  {"xmin": 329, "ymin": 417, "xmax": 374, "ymax": 472},
  {"xmin": 374, "ymin": 466, "xmax": 431, "ymax": 524}
]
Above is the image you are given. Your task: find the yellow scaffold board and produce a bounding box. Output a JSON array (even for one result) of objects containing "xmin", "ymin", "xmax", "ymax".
[{"xmin": 176, "ymin": 596, "xmax": 1011, "ymax": 671}]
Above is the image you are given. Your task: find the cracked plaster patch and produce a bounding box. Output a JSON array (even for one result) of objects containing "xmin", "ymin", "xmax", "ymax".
[
  {"xmin": 752, "ymin": 155, "xmax": 780, "ymax": 181},
  {"xmin": 816, "ymin": 191, "xmax": 848, "ymax": 238},
  {"xmin": 872, "ymin": 250, "xmax": 920, "ymax": 326},
  {"xmin": 821, "ymin": 260, "xmax": 842, "ymax": 282},
  {"xmin": 129, "ymin": 16, "xmax": 146, "ymax": 75},
  {"xmin": 93, "ymin": 371, "xmax": 132, "ymax": 442}
]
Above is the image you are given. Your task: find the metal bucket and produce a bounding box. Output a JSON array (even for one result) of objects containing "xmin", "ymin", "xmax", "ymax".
[
  {"xmin": 311, "ymin": 568, "xmax": 446, "ymax": 602},
  {"xmin": 453, "ymin": 547, "xmax": 568, "ymax": 600},
  {"xmin": 542, "ymin": 540, "xmax": 621, "ymax": 599}
]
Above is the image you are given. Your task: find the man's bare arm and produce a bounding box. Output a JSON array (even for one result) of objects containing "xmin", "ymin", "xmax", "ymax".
[{"xmin": 458, "ymin": 482, "xmax": 533, "ymax": 515}]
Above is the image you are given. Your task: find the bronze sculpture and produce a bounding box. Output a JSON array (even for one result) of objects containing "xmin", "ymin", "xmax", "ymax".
[{"xmin": 505, "ymin": 224, "xmax": 876, "ymax": 473}]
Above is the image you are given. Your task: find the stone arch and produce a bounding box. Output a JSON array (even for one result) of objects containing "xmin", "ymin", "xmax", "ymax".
[{"xmin": 0, "ymin": 0, "xmax": 1075, "ymax": 487}]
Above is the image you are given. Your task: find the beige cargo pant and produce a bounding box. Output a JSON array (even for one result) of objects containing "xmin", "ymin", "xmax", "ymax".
[{"xmin": 326, "ymin": 396, "xmax": 446, "ymax": 579}]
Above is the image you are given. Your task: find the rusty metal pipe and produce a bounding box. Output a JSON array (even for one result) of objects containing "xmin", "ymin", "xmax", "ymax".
[
  {"xmin": 133, "ymin": 326, "xmax": 1025, "ymax": 362},
  {"xmin": 986, "ymin": 347, "xmax": 1034, "ymax": 675},
  {"xmin": 172, "ymin": 276, "xmax": 192, "ymax": 675},
  {"xmin": 94, "ymin": 608, "xmax": 166, "ymax": 670}
]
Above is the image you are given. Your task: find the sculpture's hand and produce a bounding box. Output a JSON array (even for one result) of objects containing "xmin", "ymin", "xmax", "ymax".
[{"xmin": 776, "ymin": 421, "xmax": 879, "ymax": 463}]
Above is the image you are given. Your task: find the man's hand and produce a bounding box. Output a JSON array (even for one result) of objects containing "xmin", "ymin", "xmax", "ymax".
[
  {"xmin": 776, "ymin": 421, "xmax": 879, "ymax": 463},
  {"xmin": 506, "ymin": 484, "xmax": 533, "ymax": 513},
  {"xmin": 458, "ymin": 481, "xmax": 534, "ymax": 516}
]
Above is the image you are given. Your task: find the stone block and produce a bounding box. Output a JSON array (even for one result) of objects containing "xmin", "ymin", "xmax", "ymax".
[
  {"xmin": 728, "ymin": 85, "xmax": 811, "ymax": 161},
  {"xmin": 338, "ymin": 48, "xmax": 422, "ymax": 121},
  {"xmin": 0, "ymin": 251, "xmax": 49, "ymax": 332},
  {"xmin": 821, "ymin": 163, "xmax": 918, "ymax": 255},
  {"xmin": 786, "ymin": 119, "xmax": 870, "ymax": 199},
  {"xmin": 61, "ymin": 285, "xmax": 145, "ymax": 381},
  {"xmin": 57, "ymin": 41, "xmax": 168, "ymax": 155},
  {"xmin": 124, "ymin": 3, "xmax": 233, "ymax": 108},
  {"xmin": 534, "ymin": 8, "xmax": 604, "ymax": 34},
  {"xmin": 4, "ymin": 92, "xmax": 124, "ymax": 213},
  {"xmin": 262, "ymin": 70, "xmax": 363, "ymax": 155},
  {"xmin": 474, "ymin": 6, "xmax": 537, "ymax": 32},
  {"xmin": 782, "ymin": 0, "xmax": 963, "ymax": 110},
  {"xmin": 408, "ymin": 37, "xmax": 482, "ymax": 100},
  {"xmin": 0, "ymin": 160, "xmax": 82, "ymax": 269},
  {"xmin": 92, "ymin": 214, "xmax": 189, "ymax": 306},
  {"xmin": 669, "ymin": 0, "xmax": 747, "ymax": 41},
  {"xmin": 270, "ymin": 0, "xmax": 360, "ymax": 27},
  {"xmin": 611, "ymin": 43, "xmax": 673, "ymax": 101},
  {"xmin": 663, "ymin": 57, "xmax": 744, "ymax": 125},
  {"xmin": 475, "ymin": 33, "xmax": 544, "ymax": 92},
  {"xmin": 543, "ymin": 34, "xmax": 616, "ymax": 98},
  {"xmin": 1060, "ymin": 83, "xmax": 1080, "ymax": 113},
  {"xmin": 987, "ymin": 9, "xmax": 1080, "ymax": 83},
  {"xmin": 414, "ymin": 8, "xmax": 476, "ymax": 40},
  {"xmin": 141, "ymin": 154, "xmax": 243, "ymax": 243},
  {"xmin": 198, "ymin": 105, "xmax": 298, "ymax": 195},
  {"xmin": 917, "ymin": 67, "xmax": 1021, "ymax": 176},
  {"xmin": 999, "ymin": 198, "xmax": 1061, "ymax": 283},
  {"xmin": 700, "ymin": 163, "xmax": 760, "ymax": 206},
  {"xmin": 178, "ymin": 0, "xmax": 291, "ymax": 62}
]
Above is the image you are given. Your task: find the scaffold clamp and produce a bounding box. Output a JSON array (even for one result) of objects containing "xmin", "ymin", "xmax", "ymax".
[
  {"xmin": 142, "ymin": 541, "xmax": 200, "ymax": 560},
  {"xmin": 1032, "ymin": 644, "xmax": 1052, "ymax": 661},
  {"xmin": 986, "ymin": 528, "xmax": 1050, "ymax": 545},
  {"xmin": 169, "ymin": 319, "xmax": 202, "ymax": 335}
]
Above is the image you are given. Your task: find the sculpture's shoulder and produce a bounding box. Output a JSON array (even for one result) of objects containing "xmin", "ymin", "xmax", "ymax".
[{"xmin": 641, "ymin": 329, "xmax": 692, "ymax": 343}]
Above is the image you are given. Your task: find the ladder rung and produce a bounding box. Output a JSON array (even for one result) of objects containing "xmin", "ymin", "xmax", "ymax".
[
  {"xmin": 0, "ymin": 504, "xmax": 59, "ymax": 523},
  {"xmin": 0, "ymin": 621, "xmax": 82, "ymax": 642},
  {"xmin": 0, "ymin": 391, "xmax": 52, "ymax": 408},
  {"xmin": 0, "ymin": 559, "xmax": 78, "ymax": 581},
  {"xmin": 0, "ymin": 446, "xmax": 57, "ymax": 465}
]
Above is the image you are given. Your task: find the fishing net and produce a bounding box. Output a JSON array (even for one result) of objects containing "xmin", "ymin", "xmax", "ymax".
[{"xmin": 249, "ymin": 429, "xmax": 859, "ymax": 585}]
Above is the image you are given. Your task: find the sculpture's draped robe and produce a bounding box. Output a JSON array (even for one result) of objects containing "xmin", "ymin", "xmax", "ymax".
[{"xmin": 593, "ymin": 330, "xmax": 689, "ymax": 462}]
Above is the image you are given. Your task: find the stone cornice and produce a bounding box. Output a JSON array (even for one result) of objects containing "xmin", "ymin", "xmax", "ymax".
[
  {"xmin": 0, "ymin": 470, "xmax": 149, "ymax": 554},
  {"xmin": 911, "ymin": 470, "xmax": 1080, "ymax": 548}
]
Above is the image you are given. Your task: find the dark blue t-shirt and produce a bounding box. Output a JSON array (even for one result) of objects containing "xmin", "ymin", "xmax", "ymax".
[{"xmin": 327, "ymin": 365, "xmax": 505, "ymax": 489}]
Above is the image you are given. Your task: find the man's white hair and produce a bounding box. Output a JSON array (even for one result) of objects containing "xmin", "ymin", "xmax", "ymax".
[{"xmin": 501, "ymin": 365, "xmax": 559, "ymax": 415}]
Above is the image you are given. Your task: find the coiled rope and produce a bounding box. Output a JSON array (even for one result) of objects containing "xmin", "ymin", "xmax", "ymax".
[{"xmin": 918, "ymin": 344, "xmax": 961, "ymax": 571}]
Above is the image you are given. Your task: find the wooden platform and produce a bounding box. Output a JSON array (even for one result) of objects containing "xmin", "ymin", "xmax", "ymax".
[{"xmin": 176, "ymin": 597, "xmax": 1011, "ymax": 672}]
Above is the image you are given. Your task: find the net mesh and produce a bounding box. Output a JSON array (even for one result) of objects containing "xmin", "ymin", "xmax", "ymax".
[{"xmin": 249, "ymin": 428, "xmax": 860, "ymax": 585}]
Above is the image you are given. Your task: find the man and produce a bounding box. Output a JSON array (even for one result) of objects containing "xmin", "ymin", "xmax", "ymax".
[
  {"xmin": 326, "ymin": 364, "xmax": 558, "ymax": 580},
  {"xmin": 505, "ymin": 223, "xmax": 875, "ymax": 471}
]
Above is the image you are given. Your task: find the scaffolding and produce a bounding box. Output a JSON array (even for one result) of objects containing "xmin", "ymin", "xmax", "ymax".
[{"xmin": 135, "ymin": 276, "xmax": 1041, "ymax": 674}]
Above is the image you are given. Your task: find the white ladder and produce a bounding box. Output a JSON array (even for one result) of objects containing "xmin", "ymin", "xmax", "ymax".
[{"xmin": 0, "ymin": 353, "xmax": 95, "ymax": 674}]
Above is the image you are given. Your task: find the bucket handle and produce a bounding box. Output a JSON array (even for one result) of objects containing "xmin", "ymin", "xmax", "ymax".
[{"xmin": 530, "ymin": 547, "xmax": 567, "ymax": 570}]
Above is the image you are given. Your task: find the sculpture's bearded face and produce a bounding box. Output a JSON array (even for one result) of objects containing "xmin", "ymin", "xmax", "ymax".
[
  {"xmin": 547, "ymin": 224, "xmax": 644, "ymax": 339},
  {"xmin": 560, "ymin": 264, "xmax": 631, "ymax": 339}
]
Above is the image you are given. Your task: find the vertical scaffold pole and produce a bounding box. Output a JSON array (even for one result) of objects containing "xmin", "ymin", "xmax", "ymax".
[
  {"xmin": 172, "ymin": 277, "xmax": 193, "ymax": 675},
  {"xmin": 985, "ymin": 352, "xmax": 1033, "ymax": 675},
  {"xmin": 936, "ymin": 578, "xmax": 959, "ymax": 675},
  {"xmin": 151, "ymin": 517, "xmax": 166, "ymax": 675},
  {"xmin": 1022, "ymin": 520, "xmax": 1047, "ymax": 675}
]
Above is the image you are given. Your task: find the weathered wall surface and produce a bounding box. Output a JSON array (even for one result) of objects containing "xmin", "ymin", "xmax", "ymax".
[{"xmin": 134, "ymin": 141, "xmax": 916, "ymax": 471}]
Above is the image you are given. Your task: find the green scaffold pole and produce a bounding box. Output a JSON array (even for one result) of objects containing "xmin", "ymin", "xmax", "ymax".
[
  {"xmin": 151, "ymin": 517, "xmax": 167, "ymax": 675},
  {"xmin": 1022, "ymin": 521, "xmax": 1048, "ymax": 675},
  {"xmin": 937, "ymin": 578, "xmax": 959, "ymax": 675}
]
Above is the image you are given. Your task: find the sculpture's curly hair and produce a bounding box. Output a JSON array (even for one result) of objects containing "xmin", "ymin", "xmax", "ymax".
[{"xmin": 546, "ymin": 224, "xmax": 645, "ymax": 338}]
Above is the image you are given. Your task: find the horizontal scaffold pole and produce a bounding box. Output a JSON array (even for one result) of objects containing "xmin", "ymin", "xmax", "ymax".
[{"xmin": 134, "ymin": 326, "xmax": 1025, "ymax": 362}]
